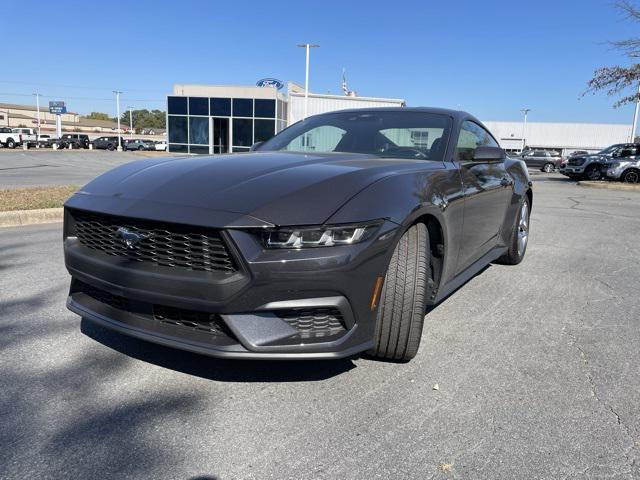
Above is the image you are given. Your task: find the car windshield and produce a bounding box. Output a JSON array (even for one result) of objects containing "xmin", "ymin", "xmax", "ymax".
[
  {"xmin": 598, "ymin": 145, "xmax": 622, "ymax": 155},
  {"xmin": 259, "ymin": 111, "xmax": 452, "ymax": 161}
]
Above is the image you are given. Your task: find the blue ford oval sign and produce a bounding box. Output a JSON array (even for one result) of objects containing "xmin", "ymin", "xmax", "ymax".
[{"xmin": 256, "ymin": 78, "xmax": 284, "ymax": 90}]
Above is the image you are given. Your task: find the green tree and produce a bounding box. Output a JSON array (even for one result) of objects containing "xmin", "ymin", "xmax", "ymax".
[
  {"xmin": 120, "ymin": 109, "xmax": 166, "ymax": 132},
  {"xmin": 84, "ymin": 112, "xmax": 114, "ymax": 121},
  {"xmin": 585, "ymin": 1, "xmax": 640, "ymax": 106}
]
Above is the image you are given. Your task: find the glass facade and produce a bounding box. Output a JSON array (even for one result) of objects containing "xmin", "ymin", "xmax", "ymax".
[{"xmin": 168, "ymin": 95, "xmax": 285, "ymax": 154}]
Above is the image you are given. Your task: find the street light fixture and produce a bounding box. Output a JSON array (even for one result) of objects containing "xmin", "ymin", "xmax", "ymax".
[
  {"xmin": 127, "ymin": 106, "xmax": 134, "ymax": 138},
  {"xmin": 113, "ymin": 91, "xmax": 122, "ymax": 151},
  {"xmin": 520, "ymin": 108, "xmax": 531, "ymax": 152},
  {"xmin": 296, "ymin": 43, "xmax": 320, "ymax": 119},
  {"xmin": 33, "ymin": 93, "xmax": 41, "ymax": 147}
]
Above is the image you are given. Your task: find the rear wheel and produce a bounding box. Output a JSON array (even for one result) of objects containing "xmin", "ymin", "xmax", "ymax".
[
  {"xmin": 622, "ymin": 169, "xmax": 640, "ymax": 183},
  {"xmin": 585, "ymin": 165, "xmax": 602, "ymax": 181},
  {"xmin": 496, "ymin": 196, "xmax": 530, "ymax": 265},
  {"xmin": 368, "ymin": 223, "xmax": 430, "ymax": 362}
]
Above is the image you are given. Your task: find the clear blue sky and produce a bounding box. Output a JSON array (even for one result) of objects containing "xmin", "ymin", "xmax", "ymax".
[{"xmin": 1, "ymin": 0, "xmax": 638, "ymax": 124}]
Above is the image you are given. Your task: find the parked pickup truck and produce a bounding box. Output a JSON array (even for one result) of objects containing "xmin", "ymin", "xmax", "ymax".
[
  {"xmin": 12, "ymin": 128, "xmax": 38, "ymax": 147},
  {"xmin": 0, "ymin": 127, "xmax": 22, "ymax": 148}
]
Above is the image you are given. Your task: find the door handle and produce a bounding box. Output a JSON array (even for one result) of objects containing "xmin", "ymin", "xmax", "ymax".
[{"xmin": 500, "ymin": 177, "xmax": 513, "ymax": 187}]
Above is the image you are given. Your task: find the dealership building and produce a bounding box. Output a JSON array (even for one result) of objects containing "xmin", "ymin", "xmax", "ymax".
[{"xmin": 166, "ymin": 83, "xmax": 632, "ymax": 155}]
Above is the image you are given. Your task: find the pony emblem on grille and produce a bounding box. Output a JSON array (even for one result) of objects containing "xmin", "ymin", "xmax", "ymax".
[{"xmin": 116, "ymin": 227, "xmax": 149, "ymax": 249}]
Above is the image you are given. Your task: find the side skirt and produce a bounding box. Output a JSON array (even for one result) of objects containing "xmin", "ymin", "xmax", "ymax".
[{"xmin": 429, "ymin": 246, "xmax": 508, "ymax": 305}]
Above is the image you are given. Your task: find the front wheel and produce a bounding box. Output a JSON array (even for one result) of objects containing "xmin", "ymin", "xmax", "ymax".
[
  {"xmin": 496, "ymin": 196, "xmax": 530, "ymax": 265},
  {"xmin": 622, "ymin": 169, "xmax": 640, "ymax": 183},
  {"xmin": 6, "ymin": 139, "xmax": 15, "ymax": 149},
  {"xmin": 542, "ymin": 163, "xmax": 555, "ymax": 173},
  {"xmin": 368, "ymin": 223, "xmax": 430, "ymax": 362},
  {"xmin": 584, "ymin": 165, "xmax": 602, "ymax": 181}
]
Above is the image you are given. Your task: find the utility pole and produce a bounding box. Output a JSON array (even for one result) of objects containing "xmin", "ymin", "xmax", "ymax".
[
  {"xmin": 297, "ymin": 43, "xmax": 319, "ymax": 119},
  {"xmin": 33, "ymin": 93, "xmax": 41, "ymax": 146},
  {"xmin": 631, "ymin": 84, "xmax": 640, "ymax": 143},
  {"xmin": 128, "ymin": 106, "xmax": 134, "ymax": 138},
  {"xmin": 113, "ymin": 91, "xmax": 122, "ymax": 150},
  {"xmin": 520, "ymin": 108, "xmax": 531, "ymax": 152}
]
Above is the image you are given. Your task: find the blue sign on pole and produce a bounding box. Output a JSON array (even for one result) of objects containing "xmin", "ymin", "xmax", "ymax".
[
  {"xmin": 256, "ymin": 78, "xmax": 284, "ymax": 90},
  {"xmin": 49, "ymin": 101, "xmax": 67, "ymax": 114}
]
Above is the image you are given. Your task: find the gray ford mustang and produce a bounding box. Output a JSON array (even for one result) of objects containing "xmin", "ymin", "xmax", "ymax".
[{"xmin": 64, "ymin": 108, "xmax": 532, "ymax": 362}]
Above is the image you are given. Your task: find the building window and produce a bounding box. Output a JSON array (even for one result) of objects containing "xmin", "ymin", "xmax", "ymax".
[
  {"xmin": 169, "ymin": 144, "xmax": 188, "ymax": 153},
  {"xmin": 255, "ymin": 99, "xmax": 275, "ymax": 118},
  {"xmin": 233, "ymin": 98, "xmax": 253, "ymax": 118},
  {"xmin": 232, "ymin": 118, "xmax": 253, "ymax": 147},
  {"xmin": 254, "ymin": 119, "xmax": 275, "ymax": 143},
  {"xmin": 189, "ymin": 146, "xmax": 210, "ymax": 154},
  {"xmin": 168, "ymin": 96, "xmax": 187, "ymax": 115},
  {"xmin": 189, "ymin": 97, "xmax": 209, "ymax": 116},
  {"xmin": 211, "ymin": 98, "xmax": 231, "ymax": 117},
  {"xmin": 189, "ymin": 117, "xmax": 209, "ymax": 145},
  {"xmin": 168, "ymin": 115, "xmax": 188, "ymax": 144}
]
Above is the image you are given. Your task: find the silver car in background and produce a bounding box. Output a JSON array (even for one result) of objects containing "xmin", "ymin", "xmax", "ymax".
[{"xmin": 607, "ymin": 147, "xmax": 640, "ymax": 183}]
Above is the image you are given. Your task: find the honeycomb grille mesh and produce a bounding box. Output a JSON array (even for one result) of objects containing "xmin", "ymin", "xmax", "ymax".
[
  {"xmin": 75, "ymin": 281, "xmax": 232, "ymax": 337},
  {"xmin": 276, "ymin": 308, "xmax": 346, "ymax": 338},
  {"xmin": 70, "ymin": 209, "xmax": 236, "ymax": 273}
]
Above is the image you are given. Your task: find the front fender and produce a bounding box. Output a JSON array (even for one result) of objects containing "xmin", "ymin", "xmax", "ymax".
[{"xmin": 326, "ymin": 166, "xmax": 465, "ymax": 288}]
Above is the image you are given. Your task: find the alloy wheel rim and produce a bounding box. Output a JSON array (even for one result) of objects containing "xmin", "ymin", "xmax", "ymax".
[
  {"xmin": 517, "ymin": 201, "xmax": 529, "ymax": 256},
  {"xmin": 625, "ymin": 171, "xmax": 639, "ymax": 183}
]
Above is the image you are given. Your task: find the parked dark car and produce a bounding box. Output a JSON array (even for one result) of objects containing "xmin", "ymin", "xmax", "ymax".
[
  {"xmin": 92, "ymin": 136, "xmax": 123, "ymax": 151},
  {"xmin": 561, "ymin": 143, "xmax": 640, "ymax": 180},
  {"xmin": 64, "ymin": 108, "xmax": 532, "ymax": 362},
  {"xmin": 58, "ymin": 134, "xmax": 90, "ymax": 149},
  {"xmin": 521, "ymin": 150, "xmax": 562, "ymax": 172},
  {"xmin": 123, "ymin": 139, "xmax": 155, "ymax": 151}
]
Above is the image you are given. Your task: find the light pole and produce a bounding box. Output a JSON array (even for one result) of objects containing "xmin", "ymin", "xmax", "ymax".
[
  {"xmin": 113, "ymin": 90, "xmax": 122, "ymax": 150},
  {"xmin": 520, "ymin": 108, "xmax": 531, "ymax": 152},
  {"xmin": 33, "ymin": 93, "xmax": 41, "ymax": 146},
  {"xmin": 127, "ymin": 106, "xmax": 134, "ymax": 138},
  {"xmin": 297, "ymin": 43, "xmax": 319, "ymax": 119},
  {"xmin": 630, "ymin": 84, "xmax": 640, "ymax": 142}
]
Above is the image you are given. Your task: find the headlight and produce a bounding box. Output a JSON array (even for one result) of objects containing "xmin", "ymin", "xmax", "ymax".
[{"xmin": 263, "ymin": 221, "xmax": 382, "ymax": 248}]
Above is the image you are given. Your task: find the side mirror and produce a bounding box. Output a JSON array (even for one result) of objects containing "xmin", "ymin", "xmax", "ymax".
[
  {"xmin": 473, "ymin": 146, "xmax": 506, "ymax": 161},
  {"xmin": 250, "ymin": 141, "xmax": 264, "ymax": 151}
]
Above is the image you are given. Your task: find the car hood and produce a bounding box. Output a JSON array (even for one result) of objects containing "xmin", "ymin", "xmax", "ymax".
[{"xmin": 65, "ymin": 151, "xmax": 431, "ymax": 227}]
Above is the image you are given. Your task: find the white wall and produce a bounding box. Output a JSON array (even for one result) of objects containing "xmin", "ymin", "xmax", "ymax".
[
  {"xmin": 483, "ymin": 120, "xmax": 630, "ymax": 153},
  {"xmin": 288, "ymin": 93, "xmax": 405, "ymax": 124}
]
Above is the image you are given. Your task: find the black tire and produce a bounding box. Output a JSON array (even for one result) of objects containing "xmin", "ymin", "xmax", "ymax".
[
  {"xmin": 368, "ymin": 223, "xmax": 430, "ymax": 361},
  {"xmin": 622, "ymin": 169, "xmax": 640, "ymax": 184},
  {"xmin": 542, "ymin": 163, "xmax": 554, "ymax": 173},
  {"xmin": 584, "ymin": 165, "xmax": 602, "ymax": 181},
  {"xmin": 107, "ymin": 144, "xmax": 114, "ymax": 151},
  {"xmin": 138, "ymin": 145, "xmax": 144, "ymax": 151},
  {"xmin": 496, "ymin": 195, "xmax": 530, "ymax": 265},
  {"xmin": 6, "ymin": 138, "xmax": 15, "ymax": 149}
]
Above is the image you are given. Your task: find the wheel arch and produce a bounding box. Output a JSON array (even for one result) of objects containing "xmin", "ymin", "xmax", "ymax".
[{"xmin": 410, "ymin": 214, "xmax": 444, "ymax": 304}]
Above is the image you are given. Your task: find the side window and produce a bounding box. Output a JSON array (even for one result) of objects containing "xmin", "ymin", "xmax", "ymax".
[
  {"xmin": 455, "ymin": 121, "xmax": 498, "ymax": 161},
  {"xmin": 282, "ymin": 125, "xmax": 346, "ymax": 152}
]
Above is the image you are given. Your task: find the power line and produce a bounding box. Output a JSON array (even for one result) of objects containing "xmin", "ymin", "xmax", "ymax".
[
  {"xmin": 0, "ymin": 79, "xmax": 164, "ymax": 94},
  {"xmin": 0, "ymin": 91, "xmax": 164, "ymax": 102}
]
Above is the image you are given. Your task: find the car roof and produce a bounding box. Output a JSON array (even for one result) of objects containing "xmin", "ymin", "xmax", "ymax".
[{"xmin": 311, "ymin": 106, "xmax": 479, "ymax": 123}]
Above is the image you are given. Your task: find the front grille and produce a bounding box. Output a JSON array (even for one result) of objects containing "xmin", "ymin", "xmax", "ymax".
[
  {"xmin": 69, "ymin": 209, "xmax": 236, "ymax": 273},
  {"xmin": 74, "ymin": 281, "xmax": 232, "ymax": 337},
  {"xmin": 568, "ymin": 158, "xmax": 585, "ymax": 166},
  {"xmin": 275, "ymin": 308, "xmax": 346, "ymax": 338}
]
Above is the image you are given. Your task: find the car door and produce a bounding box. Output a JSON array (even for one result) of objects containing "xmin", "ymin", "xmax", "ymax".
[{"xmin": 455, "ymin": 120, "xmax": 513, "ymax": 272}]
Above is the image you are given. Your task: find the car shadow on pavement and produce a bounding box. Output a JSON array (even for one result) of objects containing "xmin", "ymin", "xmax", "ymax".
[{"xmin": 80, "ymin": 319, "xmax": 356, "ymax": 382}]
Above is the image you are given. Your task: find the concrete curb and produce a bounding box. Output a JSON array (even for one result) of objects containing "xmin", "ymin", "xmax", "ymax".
[
  {"xmin": 0, "ymin": 208, "xmax": 63, "ymax": 228},
  {"xmin": 577, "ymin": 181, "xmax": 640, "ymax": 192}
]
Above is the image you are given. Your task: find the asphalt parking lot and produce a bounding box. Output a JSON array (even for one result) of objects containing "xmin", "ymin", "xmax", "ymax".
[
  {"xmin": 0, "ymin": 149, "xmax": 171, "ymax": 188},
  {"xmin": 1, "ymin": 172, "xmax": 640, "ymax": 479}
]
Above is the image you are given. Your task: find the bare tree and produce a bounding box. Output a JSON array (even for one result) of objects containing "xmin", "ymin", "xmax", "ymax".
[{"xmin": 585, "ymin": 1, "xmax": 640, "ymax": 106}]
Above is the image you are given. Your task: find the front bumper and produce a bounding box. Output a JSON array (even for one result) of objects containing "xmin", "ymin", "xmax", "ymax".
[{"xmin": 64, "ymin": 210, "xmax": 399, "ymax": 360}]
